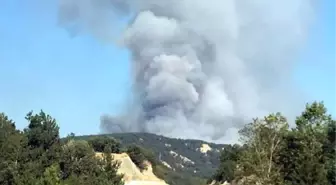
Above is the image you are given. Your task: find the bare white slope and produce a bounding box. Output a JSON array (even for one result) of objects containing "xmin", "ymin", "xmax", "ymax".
[{"xmin": 96, "ymin": 152, "xmax": 168, "ymax": 185}]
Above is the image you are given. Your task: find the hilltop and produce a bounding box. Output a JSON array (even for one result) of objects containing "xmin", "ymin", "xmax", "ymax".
[{"xmin": 74, "ymin": 133, "xmax": 228, "ymax": 184}]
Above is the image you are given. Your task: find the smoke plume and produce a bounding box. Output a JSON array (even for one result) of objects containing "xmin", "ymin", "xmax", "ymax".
[{"xmin": 58, "ymin": 0, "xmax": 315, "ymax": 143}]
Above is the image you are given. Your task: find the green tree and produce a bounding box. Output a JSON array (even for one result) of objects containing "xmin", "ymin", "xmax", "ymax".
[
  {"xmin": 60, "ymin": 140, "xmax": 98, "ymax": 179},
  {"xmin": 21, "ymin": 110, "xmax": 61, "ymax": 166},
  {"xmin": 101, "ymin": 144, "xmax": 124, "ymax": 185},
  {"xmin": 126, "ymin": 145, "xmax": 147, "ymax": 171},
  {"xmin": 279, "ymin": 102, "xmax": 332, "ymax": 185},
  {"xmin": 24, "ymin": 111, "xmax": 61, "ymax": 152},
  {"xmin": 210, "ymin": 144, "xmax": 243, "ymax": 183},
  {"xmin": 324, "ymin": 119, "xmax": 336, "ymax": 184},
  {"xmin": 37, "ymin": 164, "xmax": 61, "ymax": 185},
  {"xmin": 15, "ymin": 111, "xmax": 61, "ymax": 184},
  {"xmin": 0, "ymin": 113, "xmax": 23, "ymax": 185},
  {"xmin": 60, "ymin": 139, "xmax": 124, "ymax": 185},
  {"xmin": 88, "ymin": 136, "xmax": 121, "ymax": 153},
  {"xmin": 236, "ymin": 113, "xmax": 288, "ymax": 185}
]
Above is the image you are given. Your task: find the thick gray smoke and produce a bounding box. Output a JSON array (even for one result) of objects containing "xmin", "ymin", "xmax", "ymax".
[{"xmin": 58, "ymin": 0, "xmax": 315, "ymax": 143}]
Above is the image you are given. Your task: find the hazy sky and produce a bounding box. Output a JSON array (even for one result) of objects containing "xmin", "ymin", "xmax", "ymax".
[{"xmin": 0, "ymin": 0, "xmax": 334, "ymax": 137}]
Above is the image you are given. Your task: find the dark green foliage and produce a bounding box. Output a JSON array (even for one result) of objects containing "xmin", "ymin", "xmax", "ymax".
[
  {"xmin": 60, "ymin": 139, "xmax": 124, "ymax": 185},
  {"xmin": 126, "ymin": 145, "xmax": 148, "ymax": 171},
  {"xmin": 0, "ymin": 113, "xmax": 22, "ymax": 185},
  {"xmin": 24, "ymin": 111, "xmax": 60, "ymax": 151},
  {"xmin": 276, "ymin": 131, "xmax": 302, "ymax": 183},
  {"xmin": 211, "ymin": 144, "xmax": 244, "ymax": 183},
  {"xmin": 88, "ymin": 136, "xmax": 121, "ymax": 153},
  {"xmin": 276, "ymin": 102, "xmax": 332, "ymax": 185},
  {"xmin": 18, "ymin": 111, "xmax": 62, "ymax": 179},
  {"xmin": 0, "ymin": 111, "xmax": 124, "ymax": 185},
  {"xmin": 60, "ymin": 140, "xmax": 98, "ymax": 179},
  {"xmin": 324, "ymin": 120, "xmax": 336, "ymax": 185}
]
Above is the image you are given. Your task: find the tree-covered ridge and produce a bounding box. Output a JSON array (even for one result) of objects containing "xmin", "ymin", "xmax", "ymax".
[
  {"xmin": 74, "ymin": 134, "xmax": 218, "ymax": 185},
  {"xmin": 75, "ymin": 132, "xmax": 228, "ymax": 179}
]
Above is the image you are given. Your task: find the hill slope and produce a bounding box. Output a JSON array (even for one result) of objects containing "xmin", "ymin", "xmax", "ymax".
[
  {"xmin": 75, "ymin": 133, "xmax": 228, "ymax": 180},
  {"xmin": 96, "ymin": 152, "xmax": 168, "ymax": 185}
]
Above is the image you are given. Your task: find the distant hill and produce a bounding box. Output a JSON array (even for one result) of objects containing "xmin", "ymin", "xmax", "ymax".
[{"xmin": 74, "ymin": 133, "xmax": 228, "ymax": 182}]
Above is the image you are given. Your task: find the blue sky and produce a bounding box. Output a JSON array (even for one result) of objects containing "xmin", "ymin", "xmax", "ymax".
[{"xmin": 0, "ymin": 0, "xmax": 334, "ymax": 137}]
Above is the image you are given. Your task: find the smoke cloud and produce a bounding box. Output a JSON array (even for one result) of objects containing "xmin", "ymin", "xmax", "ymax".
[{"xmin": 58, "ymin": 0, "xmax": 315, "ymax": 143}]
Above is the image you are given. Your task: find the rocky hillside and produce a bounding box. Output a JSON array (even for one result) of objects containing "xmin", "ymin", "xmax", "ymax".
[{"xmin": 75, "ymin": 133, "xmax": 228, "ymax": 180}]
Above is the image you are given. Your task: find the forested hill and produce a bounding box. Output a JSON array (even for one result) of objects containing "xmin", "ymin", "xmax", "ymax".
[
  {"xmin": 1, "ymin": 101, "xmax": 334, "ymax": 185},
  {"xmin": 74, "ymin": 132, "xmax": 228, "ymax": 179}
]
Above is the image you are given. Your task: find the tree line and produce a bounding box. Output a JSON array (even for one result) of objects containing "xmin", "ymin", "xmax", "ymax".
[
  {"xmin": 1, "ymin": 101, "xmax": 335, "ymax": 185},
  {"xmin": 211, "ymin": 101, "xmax": 335, "ymax": 185},
  {"xmin": 0, "ymin": 109, "xmax": 206, "ymax": 185},
  {"xmin": 0, "ymin": 111, "xmax": 124, "ymax": 185}
]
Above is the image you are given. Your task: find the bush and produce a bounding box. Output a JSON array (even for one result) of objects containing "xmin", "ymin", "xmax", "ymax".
[
  {"xmin": 126, "ymin": 145, "xmax": 147, "ymax": 171},
  {"xmin": 88, "ymin": 136, "xmax": 121, "ymax": 153}
]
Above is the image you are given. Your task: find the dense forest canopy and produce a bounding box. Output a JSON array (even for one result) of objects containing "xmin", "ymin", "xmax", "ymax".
[{"xmin": 0, "ymin": 101, "xmax": 335, "ymax": 185}]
